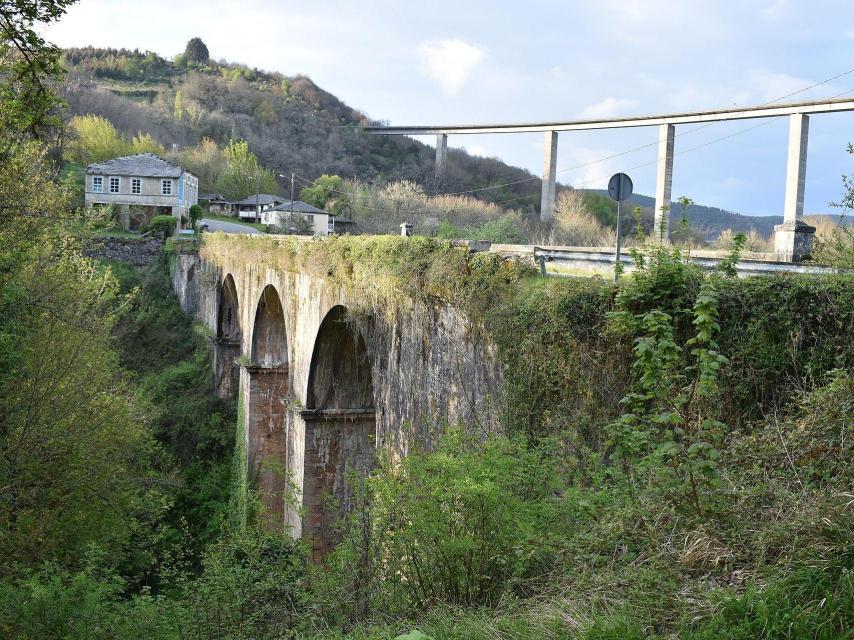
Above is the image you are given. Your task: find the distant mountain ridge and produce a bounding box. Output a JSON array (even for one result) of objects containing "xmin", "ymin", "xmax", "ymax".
[{"xmin": 592, "ymin": 191, "xmax": 784, "ymax": 239}]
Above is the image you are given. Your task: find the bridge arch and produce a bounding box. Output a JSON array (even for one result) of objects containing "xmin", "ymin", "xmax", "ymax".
[
  {"xmin": 211, "ymin": 273, "xmax": 242, "ymax": 400},
  {"xmin": 251, "ymin": 284, "xmax": 288, "ymax": 366},
  {"xmin": 302, "ymin": 304, "xmax": 376, "ymax": 561},
  {"xmin": 246, "ymin": 283, "xmax": 289, "ymax": 529},
  {"xmin": 217, "ymin": 273, "xmax": 241, "ymax": 341}
]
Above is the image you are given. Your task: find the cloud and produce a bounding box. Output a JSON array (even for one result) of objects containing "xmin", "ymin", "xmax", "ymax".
[
  {"xmin": 465, "ymin": 144, "xmax": 489, "ymax": 157},
  {"xmin": 417, "ymin": 38, "xmax": 486, "ymax": 95},
  {"xmin": 580, "ymin": 97, "xmax": 639, "ymax": 119},
  {"xmin": 562, "ymin": 146, "xmax": 624, "ymax": 189}
]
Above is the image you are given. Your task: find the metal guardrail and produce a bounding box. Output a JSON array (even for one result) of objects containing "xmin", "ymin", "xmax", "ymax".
[{"xmin": 475, "ymin": 243, "xmax": 838, "ymax": 277}]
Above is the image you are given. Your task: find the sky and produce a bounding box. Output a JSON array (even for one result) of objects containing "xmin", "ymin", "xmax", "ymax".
[{"xmin": 45, "ymin": 0, "xmax": 854, "ymax": 216}]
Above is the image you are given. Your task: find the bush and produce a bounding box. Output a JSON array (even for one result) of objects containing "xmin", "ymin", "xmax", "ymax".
[
  {"xmin": 148, "ymin": 214, "xmax": 177, "ymax": 237},
  {"xmin": 182, "ymin": 529, "xmax": 308, "ymax": 639},
  {"xmin": 189, "ymin": 204, "xmax": 203, "ymax": 229},
  {"xmin": 323, "ymin": 429, "xmax": 581, "ymax": 623}
]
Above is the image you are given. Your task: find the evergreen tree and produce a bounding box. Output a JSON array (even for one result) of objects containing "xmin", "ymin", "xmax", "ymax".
[{"xmin": 183, "ymin": 37, "xmax": 209, "ymax": 64}]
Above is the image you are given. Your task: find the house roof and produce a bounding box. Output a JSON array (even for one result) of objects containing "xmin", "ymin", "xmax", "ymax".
[
  {"xmin": 233, "ymin": 194, "xmax": 285, "ymax": 206},
  {"xmin": 86, "ymin": 153, "xmax": 186, "ymax": 178},
  {"xmin": 200, "ymin": 193, "xmax": 230, "ymax": 202},
  {"xmin": 269, "ymin": 200, "xmax": 333, "ymax": 215}
]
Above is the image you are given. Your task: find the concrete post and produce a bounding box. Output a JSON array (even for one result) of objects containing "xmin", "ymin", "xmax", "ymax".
[
  {"xmin": 653, "ymin": 123, "xmax": 675, "ymax": 241},
  {"xmin": 119, "ymin": 204, "xmax": 131, "ymax": 231},
  {"xmin": 435, "ymin": 133, "xmax": 448, "ymax": 181},
  {"xmin": 540, "ymin": 130, "xmax": 558, "ymax": 222},
  {"xmin": 774, "ymin": 113, "xmax": 815, "ymax": 261},
  {"xmin": 783, "ymin": 113, "xmax": 809, "ymax": 223}
]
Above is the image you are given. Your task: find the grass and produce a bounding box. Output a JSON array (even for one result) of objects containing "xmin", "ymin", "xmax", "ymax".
[
  {"xmin": 201, "ymin": 213, "xmax": 268, "ymax": 233},
  {"xmin": 94, "ymin": 228, "xmax": 146, "ymax": 239}
]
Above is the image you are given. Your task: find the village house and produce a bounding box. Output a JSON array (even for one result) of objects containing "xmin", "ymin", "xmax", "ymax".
[
  {"xmin": 261, "ymin": 200, "xmax": 354, "ymax": 236},
  {"xmin": 234, "ymin": 194, "xmax": 287, "ymax": 221},
  {"xmin": 199, "ymin": 193, "xmax": 234, "ymax": 215},
  {"xmin": 85, "ymin": 153, "xmax": 198, "ymax": 230}
]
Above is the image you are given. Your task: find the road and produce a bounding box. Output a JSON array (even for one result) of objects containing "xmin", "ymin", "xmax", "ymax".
[{"xmin": 200, "ymin": 218, "xmax": 262, "ymax": 234}]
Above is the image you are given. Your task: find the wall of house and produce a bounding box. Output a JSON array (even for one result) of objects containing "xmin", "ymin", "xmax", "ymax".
[
  {"xmin": 84, "ymin": 172, "xmax": 198, "ymax": 219},
  {"xmin": 264, "ymin": 211, "xmax": 330, "ymax": 236}
]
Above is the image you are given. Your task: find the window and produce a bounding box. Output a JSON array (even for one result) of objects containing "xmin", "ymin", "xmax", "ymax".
[
  {"xmin": 92, "ymin": 176, "xmax": 103, "ymax": 193},
  {"xmin": 109, "ymin": 177, "xmax": 120, "ymax": 193},
  {"xmin": 161, "ymin": 179, "xmax": 172, "ymax": 195},
  {"xmin": 131, "ymin": 178, "xmax": 141, "ymax": 194},
  {"xmin": 305, "ymin": 214, "xmax": 314, "ymax": 223}
]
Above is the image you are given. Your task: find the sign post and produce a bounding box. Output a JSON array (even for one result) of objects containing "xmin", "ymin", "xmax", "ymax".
[{"xmin": 608, "ymin": 172, "xmax": 633, "ymax": 282}]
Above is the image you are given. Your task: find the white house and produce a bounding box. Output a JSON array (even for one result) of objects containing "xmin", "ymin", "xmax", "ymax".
[
  {"xmin": 85, "ymin": 153, "xmax": 198, "ymax": 230},
  {"xmin": 261, "ymin": 200, "xmax": 353, "ymax": 236},
  {"xmin": 233, "ymin": 194, "xmax": 287, "ymax": 221}
]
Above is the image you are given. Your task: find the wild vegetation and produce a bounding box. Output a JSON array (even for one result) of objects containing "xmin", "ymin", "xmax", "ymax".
[{"xmin": 2, "ymin": 3, "xmax": 853, "ymax": 639}]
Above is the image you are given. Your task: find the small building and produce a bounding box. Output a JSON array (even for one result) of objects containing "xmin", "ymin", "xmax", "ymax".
[
  {"xmin": 200, "ymin": 193, "xmax": 234, "ymax": 215},
  {"xmin": 85, "ymin": 153, "xmax": 198, "ymax": 230},
  {"xmin": 262, "ymin": 200, "xmax": 353, "ymax": 236},
  {"xmin": 233, "ymin": 194, "xmax": 286, "ymax": 221}
]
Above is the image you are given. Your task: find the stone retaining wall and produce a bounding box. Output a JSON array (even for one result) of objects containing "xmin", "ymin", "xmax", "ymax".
[{"xmin": 84, "ymin": 236, "xmax": 164, "ymax": 267}]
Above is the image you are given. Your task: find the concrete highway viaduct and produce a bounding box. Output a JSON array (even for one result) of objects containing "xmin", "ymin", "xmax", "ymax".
[
  {"xmin": 365, "ymin": 97, "xmax": 854, "ymax": 261},
  {"xmin": 171, "ymin": 237, "xmax": 503, "ymax": 560}
]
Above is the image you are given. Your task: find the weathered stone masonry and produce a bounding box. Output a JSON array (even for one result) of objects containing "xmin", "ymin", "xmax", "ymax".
[{"xmin": 172, "ymin": 242, "xmax": 504, "ymax": 557}]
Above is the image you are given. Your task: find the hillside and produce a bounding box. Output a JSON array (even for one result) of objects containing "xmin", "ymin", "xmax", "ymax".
[
  {"xmin": 60, "ymin": 47, "xmax": 543, "ymax": 210},
  {"xmin": 61, "ymin": 46, "xmax": 785, "ymax": 239}
]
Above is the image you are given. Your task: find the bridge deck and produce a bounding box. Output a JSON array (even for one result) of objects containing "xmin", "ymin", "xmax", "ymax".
[{"xmin": 363, "ymin": 97, "xmax": 854, "ymax": 135}]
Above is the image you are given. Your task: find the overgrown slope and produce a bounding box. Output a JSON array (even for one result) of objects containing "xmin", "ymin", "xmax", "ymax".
[{"xmin": 60, "ymin": 47, "xmax": 543, "ymax": 210}]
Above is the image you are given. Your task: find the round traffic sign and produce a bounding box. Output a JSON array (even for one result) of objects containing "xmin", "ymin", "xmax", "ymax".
[{"xmin": 608, "ymin": 173, "xmax": 633, "ymax": 202}]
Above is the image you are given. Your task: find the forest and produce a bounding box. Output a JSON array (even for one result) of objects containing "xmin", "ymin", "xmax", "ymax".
[{"xmin": 2, "ymin": 2, "xmax": 854, "ymax": 639}]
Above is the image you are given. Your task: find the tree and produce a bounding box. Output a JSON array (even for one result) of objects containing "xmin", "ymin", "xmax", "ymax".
[
  {"xmin": 299, "ymin": 174, "xmax": 343, "ymax": 209},
  {"xmin": 0, "ymin": 0, "xmax": 78, "ymax": 139},
  {"xmin": 130, "ymin": 131, "xmax": 165, "ymax": 155},
  {"xmin": 175, "ymin": 137, "xmax": 227, "ymax": 193},
  {"xmin": 215, "ymin": 139, "xmax": 278, "ymax": 200},
  {"xmin": 66, "ymin": 114, "xmax": 129, "ymax": 164},
  {"xmin": 383, "ymin": 180, "xmax": 426, "ymax": 218},
  {"xmin": 183, "ymin": 37, "xmax": 209, "ymax": 65}
]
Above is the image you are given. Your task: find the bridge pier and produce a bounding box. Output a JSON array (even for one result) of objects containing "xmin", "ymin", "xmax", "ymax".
[
  {"xmin": 435, "ymin": 133, "xmax": 448, "ymax": 182},
  {"xmin": 540, "ymin": 130, "xmax": 558, "ymax": 222},
  {"xmin": 774, "ymin": 113, "xmax": 815, "ymax": 261},
  {"xmin": 211, "ymin": 337, "xmax": 241, "ymax": 399},
  {"xmin": 300, "ymin": 408, "xmax": 375, "ymax": 562},
  {"xmin": 244, "ymin": 364, "xmax": 290, "ymax": 530},
  {"xmin": 653, "ymin": 123, "xmax": 675, "ymax": 241}
]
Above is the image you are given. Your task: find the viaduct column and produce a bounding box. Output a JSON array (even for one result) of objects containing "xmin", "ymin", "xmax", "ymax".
[
  {"xmin": 774, "ymin": 113, "xmax": 815, "ymax": 261},
  {"xmin": 540, "ymin": 130, "xmax": 558, "ymax": 222},
  {"xmin": 243, "ymin": 363, "xmax": 290, "ymax": 531},
  {"xmin": 435, "ymin": 133, "xmax": 448, "ymax": 181},
  {"xmin": 653, "ymin": 123, "xmax": 675, "ymax": 242}
]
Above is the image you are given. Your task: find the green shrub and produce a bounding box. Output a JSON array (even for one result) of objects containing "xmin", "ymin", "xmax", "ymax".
[
  {"xmin": 149, "ymin": 214, "xmax": 177, "ymax": 236},
  {"xmin": 0, "ymin": 560, "xmax": 178, "ymax": 640},
  {"xmin": 323, "ymin": 429, "xmax": 583, "ymax": 623},
  {"xmin": 189, "ymin": 204, "xmax": 203, "ymax": 228},
  {"xmin": 683, "ymin": 555, "xmax": 854, "ymax": 640},
  {"xmin": 181, "ymin": 529, "xmax": 308, "ymax": 639}
]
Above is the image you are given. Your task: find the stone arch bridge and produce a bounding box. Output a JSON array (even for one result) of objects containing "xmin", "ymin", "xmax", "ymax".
[{"xmin": 171, "ymin": 239, "xmax": 503, "ymax": 560}]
